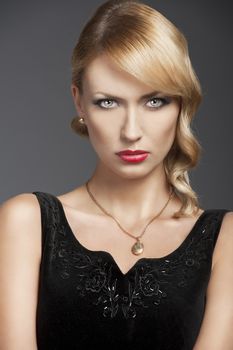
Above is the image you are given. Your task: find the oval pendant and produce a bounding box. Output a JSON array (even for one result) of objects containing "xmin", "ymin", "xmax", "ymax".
[{"xmin": 131, "ymin": 240, "xmax": 144, "ymax": 255}]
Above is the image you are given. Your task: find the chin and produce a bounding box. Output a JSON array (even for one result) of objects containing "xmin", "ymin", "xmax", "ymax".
[{"xmin": 109, "ymin": 165, "xmax": 156, "ymax": 180}]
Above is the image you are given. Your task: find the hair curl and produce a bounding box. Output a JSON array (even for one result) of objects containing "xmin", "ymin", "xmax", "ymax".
[{"xmin": 70, "ymin": 0, "xmax": 203, "ymax": 218}]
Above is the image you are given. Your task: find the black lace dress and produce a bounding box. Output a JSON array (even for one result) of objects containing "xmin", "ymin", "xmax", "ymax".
[{"xmin": 32, "ymin": 191, "xmax": 230, "ymax": 350}]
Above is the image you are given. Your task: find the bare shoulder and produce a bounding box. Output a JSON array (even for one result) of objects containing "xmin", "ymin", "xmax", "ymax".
[
  {"xmin": 0, "ymin": 193, "xmax": 42, "ymax": 348},
  {"xmin": 212, "ymin": 210, "xmax": 233, "ymax": 268},
  {"xmin": 193, "ymin": 212, "xmax": 233, "ymax": 348},
  {"xmin": 216, "ymin": 211, "xmax": 233, "ymax": 244},
  {"xmin": 0, "ymin": 192, "xmax": 42, "ymax": 259},
  {"xmin": 0, "ymin": 192, "xmax": 40, "ymax": 214},
  {"xmin": 220, "ymin": 210, "xmax": 233, "ymax": 230}
]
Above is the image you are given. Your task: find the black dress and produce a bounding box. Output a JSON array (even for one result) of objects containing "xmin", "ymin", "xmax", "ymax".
[{"xmin": 32, "ymin": 191, "xmax": 230, "ymax": 350}]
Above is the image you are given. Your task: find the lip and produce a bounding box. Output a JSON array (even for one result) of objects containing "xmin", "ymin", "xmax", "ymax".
[
  {"xmin": 116, "ymin": 149, "xmax": 149, "ymax": 155},
  {"xmin": 117, "ymin": 153, "xmax": 149, "ymax": 163}
]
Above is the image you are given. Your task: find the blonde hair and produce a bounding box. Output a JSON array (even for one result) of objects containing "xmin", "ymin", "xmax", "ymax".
[{"xmin": 70, "ymin": 0, "xmax": 203, "ymax": 218}]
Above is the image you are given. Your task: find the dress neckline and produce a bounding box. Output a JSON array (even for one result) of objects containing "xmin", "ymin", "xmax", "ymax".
[{"xmin": 53, "ymin": 194, "xmax": 208, "ymax": 276}]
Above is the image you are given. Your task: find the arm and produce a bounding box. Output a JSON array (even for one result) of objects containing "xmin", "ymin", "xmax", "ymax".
[
  {"xmin": 193, "ymin": 212, "xmax": 233, "ymax": 350},
  {"xmin": 0, "ymin": 194, "xmax": 42, "ymax": 350}
]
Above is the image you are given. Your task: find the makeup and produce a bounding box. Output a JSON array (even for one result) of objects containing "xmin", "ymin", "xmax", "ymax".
[{"xmin": 117, "ymin": 153, "xmax": 149, "ymax": 163}]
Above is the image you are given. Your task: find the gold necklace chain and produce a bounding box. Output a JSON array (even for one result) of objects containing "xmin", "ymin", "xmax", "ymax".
[{"xmin": 85, "ymin": 179, "xmax": 175, "ymax": 256}]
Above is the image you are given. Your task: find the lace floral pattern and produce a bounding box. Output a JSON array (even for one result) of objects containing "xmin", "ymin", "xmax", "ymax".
[
  {"xmin": 54, "ymin": 244, "xmax": 169, "ymax": 319},
  {"xmin": 34, "ymin": 192, "xmax": 226, "ymax": 319}
]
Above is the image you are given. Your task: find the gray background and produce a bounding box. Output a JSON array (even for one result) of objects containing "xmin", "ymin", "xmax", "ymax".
[{"xmin": 0, "ymin": 0, "xmax": 232, "ymax": 210}]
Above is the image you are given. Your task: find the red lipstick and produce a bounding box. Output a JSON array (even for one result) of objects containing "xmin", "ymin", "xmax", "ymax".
[{"xmin": 116, "ymin": 149, "xmax": 149, "ymax": 163}]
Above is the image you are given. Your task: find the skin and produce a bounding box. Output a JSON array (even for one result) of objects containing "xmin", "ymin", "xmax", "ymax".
[{"xmin": 70, "ymin": 53, "xmax": 186, "ymax": 223}]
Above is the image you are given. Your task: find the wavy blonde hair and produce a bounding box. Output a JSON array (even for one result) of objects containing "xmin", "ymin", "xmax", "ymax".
[{"xmin": 70, "ymin": 0, "xmax": 203, "ymax": 218}]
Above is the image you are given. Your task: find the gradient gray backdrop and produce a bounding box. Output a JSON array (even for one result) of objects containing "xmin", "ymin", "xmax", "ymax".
[{"xmin": 1, "ymin": 0, "xmax": 232, "ymax": 210}]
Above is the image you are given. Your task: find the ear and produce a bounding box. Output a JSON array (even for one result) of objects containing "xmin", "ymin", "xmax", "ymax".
[{"xmin": 70, "ymin": 84, "xmax": 84, "ymax": 116}]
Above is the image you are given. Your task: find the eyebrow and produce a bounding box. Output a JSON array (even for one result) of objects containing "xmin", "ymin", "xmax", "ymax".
[{"xmin": 93, "ymin": 90, "xmax": 161, "ymax": 101}]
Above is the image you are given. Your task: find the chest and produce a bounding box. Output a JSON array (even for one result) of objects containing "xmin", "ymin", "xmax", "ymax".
[
  {"xmin": 43, "ymin": 206, "xmax": 215, "ymax": 308},
  {"xmin": 61, "ymin": 208, "xmax": 207, "ymax": 275},
  {"xmin": 40, "ymin": 230, "xmax": 211, "ymax": 322}
]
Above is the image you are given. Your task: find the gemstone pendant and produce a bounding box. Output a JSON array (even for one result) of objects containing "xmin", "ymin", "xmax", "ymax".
[{"xmin": 131, "ymin": 239, "xmax": 144, "ymax": 255}]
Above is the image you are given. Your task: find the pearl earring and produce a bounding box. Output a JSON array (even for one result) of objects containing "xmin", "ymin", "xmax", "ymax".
[{"xmin": 78, "ymin": 117, "xmax": 85, "ymax": 124}]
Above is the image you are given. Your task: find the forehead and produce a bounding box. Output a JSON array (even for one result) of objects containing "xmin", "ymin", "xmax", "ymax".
[{"xmin": 83, "ymin": 54, "xmax": 157, "ymax": 95}]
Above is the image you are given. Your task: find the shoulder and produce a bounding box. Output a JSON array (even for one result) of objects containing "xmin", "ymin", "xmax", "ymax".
[
  {"xmin": 194, "ymin": 211, "xmax": 233, "ymax": 348},
  {"xmin": 216, "ymin": 209, "xmax": 233, "ymax": 244},
  {"xmin": 0, "ymin": 192, "xmax": 41, "ymax": 225},
  {"xmin": 0, "ymin": 193, "xmax": 43, "ymax": 348},
  {"xmin": 219, "ymin": 209, "xmax": 233, "ymax": 228},
  {"xmin": 0, "ymin": 193, "xmax": 42, "ymax": 258},
  {"xmin": 212, "ymin": 210, "xmax": 233, "ymax": 269}
]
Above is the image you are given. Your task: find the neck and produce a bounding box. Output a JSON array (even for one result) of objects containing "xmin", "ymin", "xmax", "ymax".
[{"xmin": 86, "ymin": 161, "xmax": 176, "ymax": 225}]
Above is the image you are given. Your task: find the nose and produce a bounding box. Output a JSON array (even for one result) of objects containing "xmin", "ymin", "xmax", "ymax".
[{"xmin": 121, "ymin": 108, "xmax": 143, "ymax": 142}]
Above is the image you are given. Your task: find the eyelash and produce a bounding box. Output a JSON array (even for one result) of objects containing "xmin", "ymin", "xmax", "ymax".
[{"xmin": 93, "ymin": 97, "xmax": 170, "ymax": 110}]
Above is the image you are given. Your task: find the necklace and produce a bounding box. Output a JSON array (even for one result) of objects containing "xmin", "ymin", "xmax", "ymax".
[{"xmin": 85, "ymin": 179, "xmax": 175, "ymax": 256}]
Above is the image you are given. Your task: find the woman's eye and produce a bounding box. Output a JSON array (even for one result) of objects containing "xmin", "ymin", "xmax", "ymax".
[
  {"xmin": 93, "ymin": 99, "xmax": 117, "ymax": 109},
  {"xmin": 146, "ymin": 97, "xmax": 169, "ymax": 109},
  {"xmin": 93, "ymin": 97, "xmax": 170, "ymax": 110}
]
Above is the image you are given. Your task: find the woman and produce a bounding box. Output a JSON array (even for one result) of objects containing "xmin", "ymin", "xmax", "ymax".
[{"xmin": 0, "ymin": 0, "xmax": 232, "ymax": 349}]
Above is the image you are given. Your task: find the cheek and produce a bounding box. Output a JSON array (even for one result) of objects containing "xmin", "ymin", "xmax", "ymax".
[
  {"xmin": 86, "ymin": 118, "xmax": 114, "ymax": 150},
  {"xmin": 151, "ymin": 115, "xmax": 177, "ymax": 139},
  {"xmin": 163, "ymin": 118, "xmax": 177, "ymax": 139},
  {"xmin": 155, "ymin": 102, "xmax": 179, "ymax": 137},
  {"xmin": 149, "ymin": 114, "xmax": 178, "ymax": 153}
]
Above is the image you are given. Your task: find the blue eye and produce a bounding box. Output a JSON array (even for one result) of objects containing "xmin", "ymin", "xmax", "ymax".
[
  {"xmin": 93, "ymin": 99, "xmax": 117, "ymax": 109},
  {"xmin": 147, "ymin": 97, "xmax": 169, "ymax": 109},
  {"xmin": 92, "ymin": 97, "xmax": 170, "ymax": 110}
]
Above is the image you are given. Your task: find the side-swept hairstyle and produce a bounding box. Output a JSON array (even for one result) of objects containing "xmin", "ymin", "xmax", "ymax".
[{"xmin": 70, "ymin": 0, "xmax": 203, "ymax": 218}]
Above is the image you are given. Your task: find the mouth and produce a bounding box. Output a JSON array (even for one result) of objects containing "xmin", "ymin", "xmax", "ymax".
[
  {"xmin": 116, "ymin": 152, "xmax": 149, "ymax": 163},
  {"xmin": 116, "ymin": 149, "xmax": 149, "ymax": 156}
]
